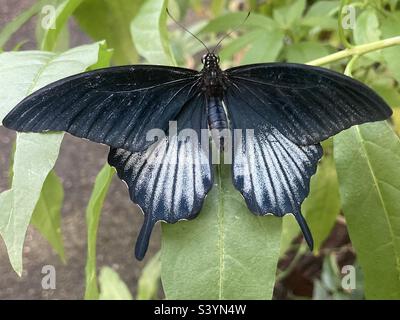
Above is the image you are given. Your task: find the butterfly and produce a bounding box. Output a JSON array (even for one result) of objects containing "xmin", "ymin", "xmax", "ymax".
[{"xmin": 2, "ymin": 49, "xmax": 392, "ymax": 259}]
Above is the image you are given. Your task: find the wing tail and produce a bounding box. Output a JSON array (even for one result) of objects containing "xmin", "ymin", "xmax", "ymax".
[
  {"xmin": 294, "ymin": 211, "xmax": 314, "ymax": 251},
  {"xmin": 135, "ymin": 215, "xmax": 156, "ymax": 260}
]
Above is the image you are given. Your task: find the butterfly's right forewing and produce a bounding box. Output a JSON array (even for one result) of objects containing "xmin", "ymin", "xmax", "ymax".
[{"xmin": 3, "ymin": 65, "xmax": 201, "ymax": 153}]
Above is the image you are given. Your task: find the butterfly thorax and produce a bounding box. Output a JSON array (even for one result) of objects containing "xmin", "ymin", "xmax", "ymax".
[{"xmin": 201, "ymin": 53, "xmax": 228, "ymax": 132}]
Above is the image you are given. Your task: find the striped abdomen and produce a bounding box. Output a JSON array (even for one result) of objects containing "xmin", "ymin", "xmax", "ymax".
[{"xmin": 207, "ymin": 96, "xmax": 227, "ymax": 130}]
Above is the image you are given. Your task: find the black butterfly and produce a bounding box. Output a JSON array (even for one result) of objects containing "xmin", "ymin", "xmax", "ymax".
[{"xmin": 2, "ymin": 51, "xmax": 392, "ymax": 259}]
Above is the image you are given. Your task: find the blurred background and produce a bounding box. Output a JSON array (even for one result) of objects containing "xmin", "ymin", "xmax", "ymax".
[{"xmin": 1, "ymin": 0, "xmax": 399, "ymax": 299}]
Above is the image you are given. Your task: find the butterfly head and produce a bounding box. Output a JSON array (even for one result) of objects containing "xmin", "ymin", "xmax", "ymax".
[{"xmin": 201, "ymin": 53, "xmax": 220, "ymax": 69}]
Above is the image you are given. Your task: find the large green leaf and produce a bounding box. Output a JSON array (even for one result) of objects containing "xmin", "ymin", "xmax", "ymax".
[
  {"xmin": 40, "ymin": 0, "xmax": 84, "ymax": 51},
  {"xmin": 162, "ymin": 165, "xmax": 282, "ymax": 299},
  {"xmin": 84, "ymin": 164, "xmax": 115, "ymax": 300},
  {"xmin": 241, "ymin": 29, "xmax": 284, "ymax": 64},
  {"xmin": 303, "ymin": 147, "xmax": 340, "ymax": 253},
  {"xmin": 334, "ymin": 121, "xmax": 400, "ymax": 299},
  {"xmin": 219, "ymin": 30, "xmax": 260, "ymax": 62},
  {"xmin": 353, "ymin": 9, "xmax": 381, "ymax": 61},
  {"xmin": 273, "ymin": 0, "xmax": 306, "ymax": 29},
  {"xmin": 131, "ymin": 0, "xmax": 175, "ymax": 65},
  {"xmin": 301, "ymin": 0, "xmax": 338, "ymax": 29},
  {"xmin": 279, "ymin": 215, "xmax": 300, "ymax": 256},
  {"xmin": 0, "ymin": 42, "xmax": 104, "ymax": 275},
  {"xmin": 99, "ymin": 267, "xmax": 133, "ymax": 300},
  {"xmin": 31, "ymin": 171, "xmax": 66, "ymax": 263},
  {"xmin": 8, "ymin": 131, "xmax": 66, "ymax": 263},
  {"xmin": 286, "ymin": 41, "xmax": 330, "ymax": 64},
  {"xmin": 75, "ymin": 0, "xmax": 145, "ymax": 65}
]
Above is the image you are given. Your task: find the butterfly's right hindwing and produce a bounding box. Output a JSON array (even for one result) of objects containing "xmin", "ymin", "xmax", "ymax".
[{"xmin": 108, "ymin": 94, "xmax": 213, "ymax": 260}]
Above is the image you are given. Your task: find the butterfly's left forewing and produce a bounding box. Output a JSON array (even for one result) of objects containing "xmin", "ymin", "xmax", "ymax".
[
  {"xmin": 108, "ymin": 94, "xmax": 213, "ymax": 260},
  {"xmin": 225, "ymin": 63, "xmax": 392, "ymax": 146}
]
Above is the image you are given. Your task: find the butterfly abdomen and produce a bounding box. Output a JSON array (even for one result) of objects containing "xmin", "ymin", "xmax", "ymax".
[{"xmin": 207, "ymin": 96, "xmax": 227, "ymax": 131}]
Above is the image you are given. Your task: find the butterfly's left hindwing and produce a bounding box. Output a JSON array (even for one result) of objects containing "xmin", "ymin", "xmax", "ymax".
[
  {"xmin": 108, "ymin": 94, "xmax": 213, "ymax": 260},
  {"xmin": 225, "ymin": 85, "xmax": 322, "ymax": 249},
  {"xmin": 224, "ymin": 63, "xmax": 392, "ymax": 249}
]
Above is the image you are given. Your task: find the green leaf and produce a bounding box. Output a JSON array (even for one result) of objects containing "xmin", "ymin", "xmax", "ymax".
[
  {"xmin": 211, "ymin": 0, "xmax": 226, "ymax": 17},
  {"xmin": 41, "ymin": 0, "xmax": 84, "ymax": 51},
  {"xmin": 84, "ymin": 164, "xmax": 115, "ymax": 300},
  {"xmin": 0, "ymin": 0, "xmax": 47, "ymax": 50},
  {"xmin": 31, "ymin": 171, "xmax": 66, "ymax": 263},
  {"xmin": 301, "ymin": 0, "xmax": 338, "ymax": 29},
  {"xmin": 273, "ymin": 0, "xmax": 306, "ymax": 29},
  {"xmin": 320, "ymin": 254, "xmax": 341, "ymax": 292},
  {"xmin": 381, "ymin": 12, "xmax": 400, "ymax": 83},
  {"xmin": 303, "ymin": 147, "xmax": 341, "ymax": 252},
  {"xmin": 0, "ymin": 42, "xmax": 104, "ymax": 275},
  {"xmin": 200, "ymin": 12, "xmax": 278, "ymax": 33},
  {"xmin": 353, "ymin": 9, "xmax": 381, "ymax": 61},
  {"xmin": 137, "ymin": 251, "xmax": 161, "ymax": 300},
  {"xmin": 286, "ymin": 41, "xmax": 330, "ymax": 63},
  {"xmin": 279, "ymin": 215, "xmax": 300, "ymax": 256},
  {"xmin": 75, "ymin": 0, "xmax": 145, "ymax": 65},
  {"xmin": 161, "ymin": 165, "xmax": 282, "ymax": 299},
  {"xmin": 242, "ymin": 29, "xmax": 284, "ymax": 64},
  {"xmin": 131, "ymin": 0, "xmax": 175, "ymax": 65},
  {"xmin": 219, "ymin": 30, "xmax": 260, "ymax": 62},
  {"xmin": 370, "ymin": 78, "xmax": 400, "ymax": 108},
  {"xmin": 334, "ymin": 122, "xmax": 400, "ymax": 299},
  {"xmin": 305, "ymin": 0, "xmax": 339, "ymax": 18},
  {"xmin": 99, "ymin": 267, "xmax": 133, "ymax": 300}
]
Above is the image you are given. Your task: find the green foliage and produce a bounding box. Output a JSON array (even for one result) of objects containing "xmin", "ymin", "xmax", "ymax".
[
  {"xmin": 334, "ymin": 122, "xmax": 400, "ymax": 299},
  {"xmin": 0, "ymin": 0, "xmax": 47, "ymax": 50},
  {"xmin": 99, "ymin": 267, "xmax": 133, "ymax": 300},
  {"xmin": 84, "ymin": 164, "xmax": 115, "ymax": 300},
  {"xmin": 303, "ymin": 143, "xmax": 341, "ymax": 253},
  {"xmin": 131, "ymin": 0, "xmax": 176, "ymax": 65},
  {"xmin": 75, "ymin": 0, "xmax": 145, "ymax": 64},
  {"xmin": 31, "ymin": 171, "xmax": 66, "ymax": 263},
  {"xmin": 137, "ymin": 251, "xmax": 162, "ymax": 300},
  {"xmin": 40, "ymin": 0, "xmax": 84, "ymax": 51},
  {"xmin": 0, "ymin": 42, "xmax": 105, "ymax": 275},
  {"xmin": 162, "ymin": 165, "xmax": 282, "ymax": 299},
  {"xmin": 1, "ymin": 0, "xmax": 400, "ymax": 300},
  {"xmin": 381, "ymin": 12, "xmax": 400, "ymax": 83}
]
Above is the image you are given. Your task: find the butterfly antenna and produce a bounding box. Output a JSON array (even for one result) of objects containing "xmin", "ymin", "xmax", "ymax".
[
  {"xmin": 166, "ymin": 8, "xmax": 210, "ymax": 53},
  {"xmin": 212, "ymin": 11, "xmax": 251, "ymax": 54}
]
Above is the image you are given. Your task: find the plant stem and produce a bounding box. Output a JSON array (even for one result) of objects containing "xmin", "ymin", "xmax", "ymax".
[
  {"xmin": 307, "ymin": 36, "xmax": 400, "ymax": 66},
  {"xmin": 276, "ymin": 244, "xmax": 306, "ymax": 283}
]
